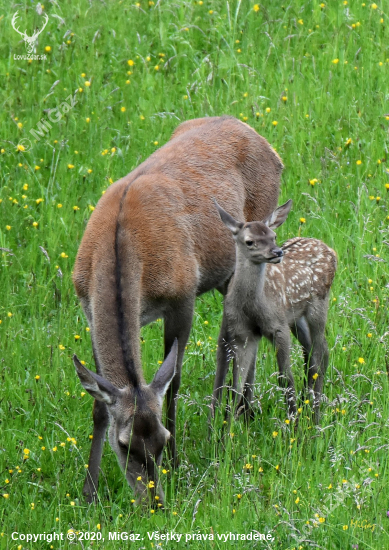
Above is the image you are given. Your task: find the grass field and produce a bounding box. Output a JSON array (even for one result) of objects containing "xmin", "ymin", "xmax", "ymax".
[{"xmin": 1, "ymin": 0, "xmax": 389, "ymax": 548}]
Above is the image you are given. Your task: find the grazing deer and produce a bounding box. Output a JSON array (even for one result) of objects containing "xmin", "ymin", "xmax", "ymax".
[
  {"xmin": 11, "ymin": 11, "xmax": 49, "ymax": 55},
  {"xmin": 213, "ymin": 199, "xmax": 337, "ymax": 423},
  {"xmin": 72, "ymin": 115, "xmax": 284, "ymax": 504}
]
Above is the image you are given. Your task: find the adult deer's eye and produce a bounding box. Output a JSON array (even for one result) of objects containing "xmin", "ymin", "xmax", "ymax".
[
  {"xmin": 118, "ymin": 440, "xmax": 129, "ymax": 453},
  {"xmin": 245, "ymin": 240, "xmax": 254, "ymax": 247}
]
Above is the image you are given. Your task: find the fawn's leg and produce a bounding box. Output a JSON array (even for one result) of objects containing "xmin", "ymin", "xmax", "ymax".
[
  {"xmin": 273, "ymin": 328, "xmax": 297, "ymax": 418},
  {"xmin": 241, "ymin": 347, "xmax": 258, "ymax": 422},
  {"xmin": 232, "ymin": 336, "xmax": 259, "ymax": 417},
  {"xmin": 306, "ymin": 298, "xmax": 330, "ymax": 423},
  {"xmin": 291, "ymin": 316, "xmax": 313, "ymax": 407},
  {"xmin": 291, "ymin": 316, "xmax": 312, "ymax": 371},
  {"xmin": 212, "ymin": 308, "xmax": 234, "ymax": 414}
]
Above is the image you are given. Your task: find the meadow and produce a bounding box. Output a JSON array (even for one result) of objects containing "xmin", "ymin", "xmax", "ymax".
[{"xmin": 1, "ymin": 0, "xmax": 389, "ymax": 548}]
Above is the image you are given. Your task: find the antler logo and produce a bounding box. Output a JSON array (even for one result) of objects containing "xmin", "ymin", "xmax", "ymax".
[{"xmin": 11, "ymin": 11, "xmax": 49, "ymax": 54}]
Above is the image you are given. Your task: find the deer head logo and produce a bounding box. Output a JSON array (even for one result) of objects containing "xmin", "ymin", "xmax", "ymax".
[{"xmin": 11, "ymin": 11, "xmax": 49, "ymax": 55}]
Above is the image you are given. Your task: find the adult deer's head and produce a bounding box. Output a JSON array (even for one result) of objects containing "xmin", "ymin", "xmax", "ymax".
[
  {"xmin": 73, "ymin": 340, "xmax": 178, "ymax": 505},
  {"xmin": 12, "ymin": 11, "xmax": 49, "ymax": 54}
]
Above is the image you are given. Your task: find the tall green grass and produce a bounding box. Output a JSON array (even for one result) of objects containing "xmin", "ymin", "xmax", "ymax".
[{"xmin": 1, "ymin": 0, "xmax": 389, "ymax": 548}]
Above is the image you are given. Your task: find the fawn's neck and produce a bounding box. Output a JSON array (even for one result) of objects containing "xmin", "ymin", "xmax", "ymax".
[{"xmin": 231, "ymin": 249, "xmax": 267, "ymax": 301}]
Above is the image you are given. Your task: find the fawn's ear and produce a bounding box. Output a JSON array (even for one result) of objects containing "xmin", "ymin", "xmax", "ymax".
[
  {"xmin": 213, "ymin": 199, "xmax": 243, "ymax": 236},
  {"xmin": 264, "ymin": 199, "xmax": 293, "ymax": 229}
]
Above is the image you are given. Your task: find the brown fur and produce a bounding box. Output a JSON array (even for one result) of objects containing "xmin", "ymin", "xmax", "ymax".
[{"xmin": 72, "ymin": 116, "xmax": 283, "ymax": 503}]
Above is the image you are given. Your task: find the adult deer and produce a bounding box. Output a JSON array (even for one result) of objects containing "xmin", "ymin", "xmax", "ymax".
[
  {"xmin": 72, "ymin": 116, "xmax": 283, "ymax": 504},
  {"xmin": 213, "ymin": 200, "xmax": 337, "ymax": 423}
]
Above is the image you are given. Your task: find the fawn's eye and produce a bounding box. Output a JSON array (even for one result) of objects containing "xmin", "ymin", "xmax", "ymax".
[{"xmin": 245, "ymin": 240, "xmax": 254, "ymax": 247}]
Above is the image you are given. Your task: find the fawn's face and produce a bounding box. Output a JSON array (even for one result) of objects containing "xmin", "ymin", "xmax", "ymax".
[
  {"xmin": 235, "ymin": 222, "xmax": 284, "ymax": 264},
  {"xmin": 214, "ymin": 198, "xmax": 293, "ymax": 265}
]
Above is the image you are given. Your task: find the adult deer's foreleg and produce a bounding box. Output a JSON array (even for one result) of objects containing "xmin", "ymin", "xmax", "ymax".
[
  {"xmin": 164, "ymin": 297, "xmax": 195, "ymax": 467},
  {"xmin": 83, "ymin": 399, "xmax": 109, "ymax": 503},
  {"xmin": 80, "ymin": 302, "xmax": 109, "ymax": 503}
]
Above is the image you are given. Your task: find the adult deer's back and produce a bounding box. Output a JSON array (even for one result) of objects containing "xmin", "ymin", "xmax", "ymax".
[{"xmin": 72, "ymin": 116, "xmax": 283, "ymax": 504}]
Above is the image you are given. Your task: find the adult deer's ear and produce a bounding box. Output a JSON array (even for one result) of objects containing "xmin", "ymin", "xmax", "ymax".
[
  {"xmin": 73, "ymin": 355, "xmax": 121, "ymax": 404},
  {"xmin": 264, "ymin": 199, "xmax": 293, "ymax": 229},
  {"xmin": 150, "ymin": 339, "xmax": 178, "ymax": 402},
  {"xmin": 213, "ymin": 199, "xmax": 243, "ymax": 236}
]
